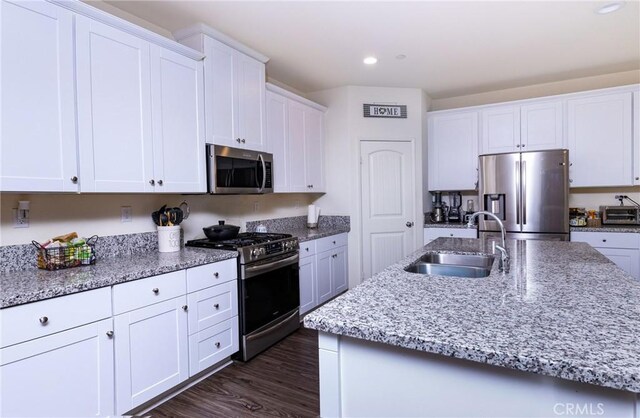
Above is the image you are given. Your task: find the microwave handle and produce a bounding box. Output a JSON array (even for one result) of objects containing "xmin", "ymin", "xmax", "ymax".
[{"xmin": 258, "ymin": 154, "xmax": 266, "ymax": 192}]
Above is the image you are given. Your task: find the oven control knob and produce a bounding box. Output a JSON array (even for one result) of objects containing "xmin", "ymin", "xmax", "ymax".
[
  {"xmin": 251, "ymin": 248, "xmax": 260, "ymax": 258},
  {"xmin": 259, "ymin": 248, "xmax": 266, "ymax": 255}
]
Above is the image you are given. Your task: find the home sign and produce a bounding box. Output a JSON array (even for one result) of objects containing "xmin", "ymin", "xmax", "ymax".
[{"xmin": 363, "ymin": 104, "xmax": 407, "ymax": 119}]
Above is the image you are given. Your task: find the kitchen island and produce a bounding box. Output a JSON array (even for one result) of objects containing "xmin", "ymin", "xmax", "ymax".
[{"xmin": 304, "ymin": 237, "xmax": 640, "ymax": 417}]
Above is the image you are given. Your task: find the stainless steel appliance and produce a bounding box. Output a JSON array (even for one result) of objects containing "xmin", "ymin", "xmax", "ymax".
[
  {"xmin": 478, "ymin": 149, "xmax": 569, "ymax": 241},
  {"xmin": 448, "ymin": 192, "xmax": 463, "ymax": 223},
  {"xmin": 186, "ymin": 233, "xmax": 300, "ymax": 361},
  {"xmin": 600, "ymin": 206, "xmax": 640, "ymax": 225},
  {"xmin": 207, "ymin": 145, "xmax": 273, "ymax": 194},
  {"xmin": 430, "ymin": 191, "xmax": 446, "ymax": 223}
]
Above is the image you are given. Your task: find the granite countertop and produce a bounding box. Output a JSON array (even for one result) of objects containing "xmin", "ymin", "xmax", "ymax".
[
  {"xmin": 0, "ymin": 248, "xmax": 237, "ymax": 309},
  {"xmin": 424, "ymin": 221, "xmax": 475, "ymax": 229},
  {"xmin": 286, "ymin": 226, "xmax": 350, "ymax": 242},
  {"xmin": 570, "ymin": 225, "xmax": 640, "ymax": 233},
  {"xmin": 304, "ymin": 237, "xmax": 640, "ymax": 393}
]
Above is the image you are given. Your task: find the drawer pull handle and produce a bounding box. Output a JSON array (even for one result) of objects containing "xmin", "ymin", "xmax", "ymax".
[
  {"xmin": 333, "ymin": 241, "xmax": 336, "ymax": 244},
  {"xmin": 450, "ymin": 234, "xmax": 454, "ymax": 237},
  {"xmin": 152, "ymin": 288, "xmax": 159, "ymax": 294},
  {"xmin": 106, "ymin": 331, "xmax": 114, "ymax": 338},
  {"xmin": 182, "ymin": 305, "xmax": 188, "ymax": 311},
  {"xmin": 215, "ymin": 342, "xmax": 221, "ymax": 348},
  {"xmin": 214, "ymin": 303, "xmax": 220, "ymax": 310},
  {"xmin": 39, "ymin": 316, "xmax": 48, "ymax": 325},
  {"xmin": 305, "ymin": 248, "xmax": 309, "ymax": 252},
  {"xmin": 214, "ymin": 272, "xmax": 219, "ymax": 278},
  {"xmin": 602, "ymin": 239, "xmax": 607, "ymax": 242}
]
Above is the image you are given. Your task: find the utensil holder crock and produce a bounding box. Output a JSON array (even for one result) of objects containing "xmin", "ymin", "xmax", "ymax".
[{"xmin": 157, "ymin": 225, "xmax": 181, "ymax": 253}]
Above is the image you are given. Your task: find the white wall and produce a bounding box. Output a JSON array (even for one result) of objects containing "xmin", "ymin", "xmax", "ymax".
[
  {"xmin": 0, "ymin": 193, "xmax": 316, "ymax": 246},
  {"xmin": 309, "ymin": 86, "xmax": 428, "ymax": 287}
]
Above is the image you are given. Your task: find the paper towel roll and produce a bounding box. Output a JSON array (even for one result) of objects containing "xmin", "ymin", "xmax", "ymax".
[{"xmin": 307, "ymin": 205, "xmax": 316, "ymax": 224}]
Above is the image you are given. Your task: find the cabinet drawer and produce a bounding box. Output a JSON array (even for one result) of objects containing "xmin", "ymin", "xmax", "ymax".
[
  {"xmin": 571, "ymin": 231, "xmax": 640, "ymax": 249},
  {"xmin": 113, "ymin": 270, "xmax": 186, "ymax": 315},
  {"xmin": 0, "ymin": 287, "xmax": 111, "ymax": 348},
  {"xmin": 187, "ymin": 280, "xmax": 238, "ymax": 335},
  {"xmin": 316, "ymin": 233, "xmax": 348, "ymax": 253},
  {"xmin": 188, "ymin": 317, "xmax": 239, "ymax": 376},
  {"xmin": 299, "ymin": 240, "xmax": 317, "ymax": 258},
  {"xmin": 186, "ymin": 258, "xmax": 237, "ymax": 293}
]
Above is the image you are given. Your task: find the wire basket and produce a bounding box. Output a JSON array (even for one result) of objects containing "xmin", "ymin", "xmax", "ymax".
[{"xmin": 32, "ymin": 236, "xmax": 98, "ymax": 271}]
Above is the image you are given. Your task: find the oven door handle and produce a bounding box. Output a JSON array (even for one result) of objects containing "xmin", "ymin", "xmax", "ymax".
[
  {"xmin": 246, "ymin": 309, "xmax": 299, "ymax": 342},
  {"xmin": 243, "ymin": 253, "xmax": 299, "ymax": 279}
]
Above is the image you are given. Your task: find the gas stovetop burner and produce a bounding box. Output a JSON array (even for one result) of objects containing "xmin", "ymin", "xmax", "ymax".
[{"xmin": 185, "ymin": 232, "xmax": 298, "ymax": 264}]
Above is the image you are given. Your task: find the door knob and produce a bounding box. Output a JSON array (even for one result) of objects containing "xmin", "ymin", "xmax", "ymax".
[{"xmin": 406, "ymin": 221, "xmax": 414, "ymax": 227}]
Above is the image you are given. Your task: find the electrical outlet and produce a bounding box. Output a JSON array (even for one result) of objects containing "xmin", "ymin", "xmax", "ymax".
[
  {"xmin": 13, "ymin": 208, "xmax": 29, "ymax": 228},
  {"xmin": 295, "ymin": 200, "xmax": 300, "ymax": 209},
  {"xmin": 254, "ymin": 201, "xmax": 260, "ymax": 213},
  {"xmin": 121, "ymin": 206, "xmax": 132, "ymax": 222}
]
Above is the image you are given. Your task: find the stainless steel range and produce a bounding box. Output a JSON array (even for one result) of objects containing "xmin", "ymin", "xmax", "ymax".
[{"xmin": 186, "ymin": 233, "xmax": 300, "ymax": 361}]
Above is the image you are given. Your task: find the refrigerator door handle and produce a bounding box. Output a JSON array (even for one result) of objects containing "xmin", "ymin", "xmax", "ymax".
[
  {"xmin": 515, "ymin": 161, "xmax": 521, "ymax": 225},
  {"xmin": 521, "ymin": 160, "xmax": 527, "ymax": 225}
]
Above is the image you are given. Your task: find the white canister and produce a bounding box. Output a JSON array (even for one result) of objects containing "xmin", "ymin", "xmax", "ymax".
[{"xmin": 157, "ymin": 225, "xmax": 181, "ymax": 253}]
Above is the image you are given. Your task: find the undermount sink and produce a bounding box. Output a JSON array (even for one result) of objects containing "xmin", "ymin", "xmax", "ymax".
[{"xmin": 405, "ymin": 253, "xmax": 495, "ymax": 278}]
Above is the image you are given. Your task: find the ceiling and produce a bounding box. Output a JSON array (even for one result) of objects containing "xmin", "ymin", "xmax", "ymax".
[{"xmin": 104, "ymin": 1, "xmax": 640, "ymax": 99}]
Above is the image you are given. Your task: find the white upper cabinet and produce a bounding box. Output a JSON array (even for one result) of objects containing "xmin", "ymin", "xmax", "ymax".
[
  {"xmin": 76, "ymin": 16, "xmax": 154, "ymax": 193},
  {"xmin": 266, "ymin": 91, "xmax": 289, "ymax": 191},
  {"xmin": 0, "ymin": 1, "xmax": 78, "ymax": 192},
  {"xmin": 150, "ymin": 46, "xmax": 206, "ymax": 193},
  {"xmin": 428, "ymin": 111, "xmax": 479, "ymax": 191},
  {"xmin": 633, "ymin": 90, "xmax": 640, "ymax": 186},
  {"xmin": 287, "ymin": 100, "xmax": 308, "ymax": 192},
  {"xmin": 235, "ymin": 53, "xmax": 266, "ymax": 150},
  {"xmin": 567, "ymin": 92, "xmax": 633, "ymax": 187},
  {"xmin": 202, "ymin": 37, "xmax": 235, "ymax": 146},
  {"xmin": 304, "ymin": 107, "xmax": 325, "ymax": 192},
  {"xmin": 480, "ymin": 100, "xmax": 563, "ymax": 154}
]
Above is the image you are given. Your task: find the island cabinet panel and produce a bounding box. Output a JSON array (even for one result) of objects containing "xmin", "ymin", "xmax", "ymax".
[
  {"xmin": 318, "ymin": 332, "xmax": 638, "ymax": 418},
  {"xmin": 0, "ymin": 0, "xmax": 79, "ymax": 192},
  {"xmin": 424, "ymin": 227, "xmax": 477, "ymax": 245},
  {"xmin": 570, "ymin": 231, "xmax": 640, "ymax": 280},
  {"xmin": 0, "ymin": 318, "xmax": 115, "ymax": 417}
]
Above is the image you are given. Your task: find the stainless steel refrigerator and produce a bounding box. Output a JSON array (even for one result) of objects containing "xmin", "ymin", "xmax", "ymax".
[{"xmin": 478, "ymin": 149, "xmax": 569, "ymax": 241}]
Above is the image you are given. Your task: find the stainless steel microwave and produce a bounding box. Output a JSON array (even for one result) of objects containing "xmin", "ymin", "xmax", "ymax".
[{"xmin": 207, "ymin": 145, "xmax": 273, "ymax": 194}]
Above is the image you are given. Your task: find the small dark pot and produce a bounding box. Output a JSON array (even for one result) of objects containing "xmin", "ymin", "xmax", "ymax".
[{"xmin": 203, "ymin": 221, "xmax": 240, "ymax": 241}]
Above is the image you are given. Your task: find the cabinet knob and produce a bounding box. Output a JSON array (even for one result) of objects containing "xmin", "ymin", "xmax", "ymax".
[
  {"xmin": 157, "ymin": 180, "xmax": 163, "ymax": 186},
  {"xmin": 311, "ymin": 185, "xmax": 314, "ymax": 188},
  {"xmin": 213, "ymin": 272, "xmax": 219, "ymax": 278},
  {"xmin": 152, "ymin": 288, "xmax": 159, "ymax": 294},
  {"xmin": 516, "ymin": 144, "xmax": 521, "ymax": 148},
  {"xmin": 182, "ymin": 305, "xmax": 188, "ymax": 311},
  {"xmin": 149, "ymin": 179, "xmax": 155, "ymax": 186},
  {"xmin": 241, "ymin": 139, "xmax": 246, "ymax": 143},
  {"xmin": 450, "ymin": 234, "xmax": 454, "ymax": 237},
  {"xmin": 406, "ymin": 222, "xmax": 414, "ymax": 228},
  {"xmin": 636, "ymin": 177, "xmax": 639, "ymax": 181},
  {"xmin": 39, "ymin": 316, "xmax": 48, "ymax": 325},
  {"xmin": 602, "ymin": 239, "xmax": 607, "ymax": 242},
  {"xmin": 214, "ymin": 303, "xmax": 219, "ymax": 310},
  {"xmin": 106, "ymin": 331, "xmax": 114, "ymax": 338},
  {"xmin": 236, "ymin": 138, "xmax": 241, "ymax": 143},
  {"xmin": 70, "ymin": 176, "xmax": 78, "ymax": 183},
  {"xmin": 305, "ymin": 248, "xmax": 309, "ymax": 252},
  {"xmin": 569, "ymin": 179, "xmax": 573, "ymax": 183},
  {"xmin": 215, "ymin": 342, "xmax": 221, "ymax": 348},
  {"xmin": 521, "ymin": 144, "xmax": 525, "ymax": 148}
]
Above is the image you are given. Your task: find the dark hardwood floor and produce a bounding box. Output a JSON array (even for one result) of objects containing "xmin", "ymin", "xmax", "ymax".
[{"xmin": 149, "ymin": 328, "xmax": 319, "ymax": 418}]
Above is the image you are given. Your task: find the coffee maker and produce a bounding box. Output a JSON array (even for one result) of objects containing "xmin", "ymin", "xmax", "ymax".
[
  {"xmin": 430, "ymin": 192, "xmax": 446, "ymax": 223},
  {"xmin": 447, "ymin": 192, "xmax": 463, "ymax": 223}
]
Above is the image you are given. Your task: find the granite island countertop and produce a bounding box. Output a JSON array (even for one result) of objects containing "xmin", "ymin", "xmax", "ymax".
[
  {"xmin": 304, "ymin": 237, "xmax": 640, "ymax": 393},
  {"xmin": 0, "ymin": 248, "xmax": 237, "ymax": 309}
]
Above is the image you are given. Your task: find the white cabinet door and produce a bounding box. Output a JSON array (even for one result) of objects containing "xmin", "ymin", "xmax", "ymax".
[
  {"xmin": 481, "ymin": 105, "xmax": 520, "ymax": 154},
  {"xmin": 0, "ymin": 319, "xmax": 114, "ymax": 417},
  {"xmin": 299, "ymin": 255, "xmax": 317, "ymax": 315},
  {"xmin": 304, "ymin": 107, "xmax": 325, "ymax": 192},
  {"xmin": 332, "ymin": 246, "xmax": 348, "ymax": 295},
  {"xmin": 316, "ymin": 250, "xmax": 333, "ymax": 305},
  {"xmin": 288, "ymin": 100, "xmax": 308, "ymax": 192},
  {"xmin": 520, "ymin": 100, "xmax": 563, "ymax": 151},
  {"xmin": 567, "ymin": 92, "xmax": 633, "ymax": 187},
  {"xmin": 0, "ymin": 0, "xmax": 78, "ymax": 192},
  {"xmin": 114, "ymin": 296, "xmax": 189, "ymax": 415},
  {"xmin": 76, "ymin": 16, "xmax": 154, "ymax": 192},
  {"xmin": 428, "ymin": 111, "xmax": 479, "ymax": 191},
  {"xmin": 633, "ymin": 90, "xmax": 640, "ymax": 186},
  {"xmin": 236, "ymin": 52, "xmax": 265, "ymax": 151},
  {"xmin": 266, "ymin": 91, "xmax": 289, "ymax": 192},
  {"xmin": 150, "ymin": 46, "xmax": 206, "ymax": 193},
  {"xmin": 203, "ymin": 37, "xmax": 236, "ymax": 147},
  {"xmin": 596, "ymin": 248, "xmax": 640, "ymax": 280}
]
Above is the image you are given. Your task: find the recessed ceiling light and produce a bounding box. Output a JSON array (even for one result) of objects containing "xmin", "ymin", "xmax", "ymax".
[
  {"xmin": 596, "ymin": 2, "xmax": 623, "ymax": 14},
  {"xmin": 396, "ymin": 54, "xmax": 407, "ymax": 60},
  {"xmin": 363, "ymin": 56, "xmax": 378, "ymax": 65}
]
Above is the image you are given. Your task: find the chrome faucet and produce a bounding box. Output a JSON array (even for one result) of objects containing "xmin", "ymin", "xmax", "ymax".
[{"xmin": 467, "ymin": 211, "xmax": 510, "ymax": 273}]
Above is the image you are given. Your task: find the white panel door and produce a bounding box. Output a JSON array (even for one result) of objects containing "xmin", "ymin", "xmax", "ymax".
[
  {"xmin": 332, "ymin": 246, "xmax": 348, "ymax": 295},
  {"xmin": 596, "ymin": 248, "xmax": 640, "ymax": 280},
  {"xmin": 236, "ymin": 52, "xmax": 265, "ymax": 151},
  {"xmin": 114, "ymin": 296, "xmax": 188, "ymax": 415},
  {"xmin": 150, "ymin": 46, "xmax": 206, "ymax": 193},
  {"xmin": 567, "ymin": 92, "xmax": 633, "ymax": 187},
  {"xmin": 76, "ymin": 16, "xmax": 154, "ymax": 192},
  {"xmin": 0, "ymin": 0, "xmax": 78, "ymax": 192},
  {"xmin": 0, "ymin": 319, "xmax": 114, "ymax": 417},
  {"xmin": 299, "ymin": 255, "xmax": 317, "ymax": 315},
  {"xmin": 316, "ymin": 250, "xmax": 333, "ymax": 305},
  {"xmin": 361, "ymin": 141, "xmax": 416, "ymax": 279},
  {"xmin": 481, "ymin": 105, "xmax": 520, "ymax": 154},
  {"xmin": 287, "ymin": 100, "xmax": 308, "ymax": 192},
  {"xmin": 266, "ymin": 91, "xmax": 289, "ymax": 191},
  {"xmin": 428, "ymin": 112, "xmax": 479, "ymax": 191},
  {"xmin": 520, "ymin": 100, "xmax": 563, "ymax": 151},
  {"xmin": 304, "ymin": 107, "xmax": 325, "ymax": 192},
  {"xmin": 203, "ymin": 37, "xmax": 236, "ymax": 147}
]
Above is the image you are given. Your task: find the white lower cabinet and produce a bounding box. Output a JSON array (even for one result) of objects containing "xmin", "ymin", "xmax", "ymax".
[
  {"xmin": 424, "ymin": 227, "xmax": 477, "ymax": 244},
  {"xmin": 114, "ymin": 296, "xmax": 189, "ymax": 414},
  {"xmin": 188, "ymin": 317, "xmax": 238, "ymax": 376},
  {"xmin": 571, "ymin": 231, "xmax": 640, "ymax": 280},
  {"xmin": 299, "ymin": 253, "xmax": 318, "ymax": 315}
]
